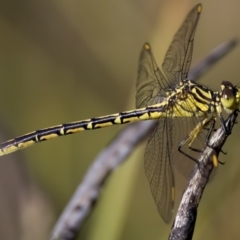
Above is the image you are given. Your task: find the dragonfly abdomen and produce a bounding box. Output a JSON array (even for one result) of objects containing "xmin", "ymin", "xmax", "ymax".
[{"xmin": 0, "ymin": 104, "xmax": 167, "ymax": 156}]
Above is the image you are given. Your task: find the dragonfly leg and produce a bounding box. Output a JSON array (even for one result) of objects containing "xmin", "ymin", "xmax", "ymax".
[
  {"xmin": 205, "ymin": 116, "xmax": 229, "ymax": 165},
  {"xmin": 208, "ymin": 111, "xmax": 240, "ymax": 165},
  {"xmin": 192, "ymin": 116, "xmax": 227, "ymax": 163},
  {"xmin": 189, "ymin": 116, "xmax": 216, "ymax": 152},
  {"xmin": 219, "ymin": 113, "xmax": 233, "ymax": 135},
  {"xmin": 204, "ymin": 117, "xmax": 216, "ymax": 142},
  {"xmin": 204, "ymin": 116, "xmax": 227, "ymax": 157},
  {"xmin": 178, "ymin": 116, "xmax": 215, "ymax": 163},
  {"xmin": 201, "ymin": 116, "xmax": 227, "ymax": 166},
  {"xmin": 220, "ymin": 149, "xmax": 227, "ymax": 155},
  {"xmin": 218, "ymin": 159, "xmax": 226, "ymax": 165}
]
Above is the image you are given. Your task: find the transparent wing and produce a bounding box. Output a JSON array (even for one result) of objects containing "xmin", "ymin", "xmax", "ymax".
[
  {"xmin": 136, "ymin": 43, "xmax": 167, "ymax": 108},
  {"xmin": 162, "ymin": 4, "xmax": 202, "ymax": 85},
  {"xmin": 136, "ymin": 4, "xmax": 202, "ymax": 108},
  {"xmin": 144, "ymin": 118, "xmax": 174, "ymax": 223},
  {"xmin": 144, "ymin": 102, "xmax": 207, "ymax": 223}
]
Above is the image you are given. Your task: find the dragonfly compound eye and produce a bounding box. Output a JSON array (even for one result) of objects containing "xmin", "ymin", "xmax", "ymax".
[{"xmin": 220, "ymin": 81, "xmax": 237, "ymax": 111}]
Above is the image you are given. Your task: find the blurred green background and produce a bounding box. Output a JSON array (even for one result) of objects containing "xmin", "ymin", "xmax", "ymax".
[{"xmin": 0, "ymin": 0, "xmax": 240, "ymax": 239}]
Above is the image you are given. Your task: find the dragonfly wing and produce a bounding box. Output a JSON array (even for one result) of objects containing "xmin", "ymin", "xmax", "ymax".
[
  {"xmin": 144, "ymin": 111, "xmax": 206, "ymax": 222},
  {"xmin": 136, "ymin": 4, "xmax": 202, "ymax": 108},
  {"xmin": 144, "ymin": 118, "xmax": 174, "ymax": 223},
  {"xmin": 136, "ymin": 43, "xmax": 167, "ymax": 108},
  {"xmin": 162, "ymin": 4, "xmax": 202, "ymax": 85}
]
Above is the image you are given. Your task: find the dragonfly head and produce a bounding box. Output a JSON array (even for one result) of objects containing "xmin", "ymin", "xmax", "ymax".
[{"xmin": 220, "ymin": 81, "xmax": 240, "ymax": 112}]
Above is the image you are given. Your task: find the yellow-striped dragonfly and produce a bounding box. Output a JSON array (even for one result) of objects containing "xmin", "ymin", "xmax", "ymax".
[{"xmin": 0, "ymin": 4, "xmax": 239, "ymax": 223}]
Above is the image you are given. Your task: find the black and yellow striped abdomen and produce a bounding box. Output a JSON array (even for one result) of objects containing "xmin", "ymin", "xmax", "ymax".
[{"xmin": 0, "ymin": 103, "xmax": 168, "ymax": 156}]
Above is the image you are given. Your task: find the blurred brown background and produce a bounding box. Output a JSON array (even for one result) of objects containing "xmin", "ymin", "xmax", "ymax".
[{"xmin": 0, "ymin": 0, "xmax": 239, "ymax": 239}]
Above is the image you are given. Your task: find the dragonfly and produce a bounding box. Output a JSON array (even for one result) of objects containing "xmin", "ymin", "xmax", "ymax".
[{"xmin": 0, "ymin": 4, "xmax": 239, "ymax": 223}]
